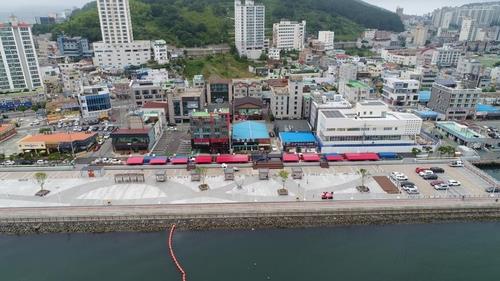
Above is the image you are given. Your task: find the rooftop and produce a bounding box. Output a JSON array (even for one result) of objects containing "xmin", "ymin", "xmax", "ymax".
[
  {"xmin": 346, "ymin": 80, "xmax": 370, "ymax": 89},
  {"xmin": 20, "ymin": 132, "xmax": 97, "ymax": 144},
  {"xmin": 232, "ymin": 121, "xmax": 269, "ymax": 140},
  {"xmin": 279, "ymin": 132, "xmax": 317, "ymax": 144},
  {"xmin": 437, "ymin": 121, "xmax": 486, "ymax": 139}
]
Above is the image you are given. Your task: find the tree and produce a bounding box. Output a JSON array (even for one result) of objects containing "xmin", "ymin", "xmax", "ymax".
[
  {"xmin": 278, "ymin": 170, "xmax": 289, "ymax": 190},
  {"xmin": 195, "ymin": 166, "xmax": 207, "ymax": 185},
  {"xmin": 34, "ymin": 172, "xmax": 47, "ymax": 191},
  {"xmin": 437, "ymin": 145, "xmax": 455, "ymax": 157},
  {"xmin": 411, "ymin": 147, "xmax": 422, "ymax": 157},
  {"xmin": 357, "ymin": 168, "xmax": 370, "ymax": 187}
]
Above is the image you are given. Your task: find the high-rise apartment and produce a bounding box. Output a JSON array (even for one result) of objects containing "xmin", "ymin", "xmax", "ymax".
[
  {"xmin": 272, "ymin": 20, "xmax": 306, "ymax": 51},
  {"xmin": 0, "ymin": 17, "xmax": 42, "ymax": 91},
  {"xmin": 318, "ymin": 31, "xmax": 334, "ymax": 51},
  {"xmin": 93, "ymin": 0, "xmax": 151, "ymax": 69},
  {"xmin": 459, "ymin": 17, "xmax": 475, "ymax": 41},
  {"xmin": 234, "ymin": 0, "xmax": 265, "ymax": 60}
]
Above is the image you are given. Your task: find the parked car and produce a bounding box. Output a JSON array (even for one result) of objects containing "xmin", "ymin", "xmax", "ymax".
[
  {"xmin": 485, "ymin": 187, "xmax": 500, "ymax": 193},
  {"xmin": 447, "ymin": 179, "xmax": 461, "ymax": 186},
  {"xmin": 423, "ymin": 174, "xmax": 438, "ymax": 180},
  {"xmin": 430, "ymin": 167, "xmax": 445, "ymax": 173},
  {"xmin": 390, "ymin": 172, "xmax": 408, "ymax": 181},
  {"xmin": 36, "ymin": 159, "xmax": 48, "ymax": 165},
  {"xmin": 434, "ymin": 183, "xmax": 450, "ymax": 190},
  {"xmin": 449, "ymin": 160, "xmax": 464, "ymax": 167},
  {"xmin": 418, "ymin": 170, "xmax": 434, "ymax": 177},
  {"xmin": 430, "ymin": 180, "xmax": 445, "ymax": 186},
  {"xmin": 415, "ymin": 167, "xmax": 430, "ymax": 173},
  {"xmin": 321, "ymin": 192, "xmax": 334, "ymax": 199},
  {"xmin": 19, "ymin": 160, "xmax": 34, "ymax": 165},
  {"xmin": 2, "ymin": 160, "xmax": 15, "ymax": 166}
]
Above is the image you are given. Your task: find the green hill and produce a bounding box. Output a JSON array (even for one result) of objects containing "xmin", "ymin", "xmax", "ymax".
[{"xmin": 38, "ymin": 0, "xmax": 404, "ymax": 47}]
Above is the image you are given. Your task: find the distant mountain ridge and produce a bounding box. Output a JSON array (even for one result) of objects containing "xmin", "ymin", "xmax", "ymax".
[{"xmin": 37, "ymin": 0, "xmax": 404, "ymax": 47}]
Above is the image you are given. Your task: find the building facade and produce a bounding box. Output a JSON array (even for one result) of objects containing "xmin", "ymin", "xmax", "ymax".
[
  {"xmin": 0, "ymin": 17, "xmax": 42, "ymax": 91},
  {"xmin": 272, "ymin": 20, "xmax": 306, "ymax": 51},
  {"xmin": 431, "ymin": 45, "xmax": 462, "ymax": 67},
  {"xmin": 382, "ymin": 78, "xmax": 420, "ymax": 106},
  {"xmin": 270, "ymin": 78, "xmax": 303, "ymax": 119},
  {"xmin": 234, "ymin": 0, "xmax": 265, "ymax": 59},
  {"xmin": 317, "ymin": 101, "xmax": 423, "ymax": 153},
  {"xmin": 56, "ymin": 35, "xmax": 92, "ymax": 60},
  {"xmin": 207, "ymin": 79, "xmax": 233, "ymax": 104},
  {"xmin": 153, "ymin": 40, "xmax": 168, "ymax": 64},
  {"xmin": 428, "ymin": 80, "xmax": 481, "ymax": 120},
  {"xmin": 232, "ymin": 79, "xmax": 263, "ymax": 99},
  {"xmin": 190, "ymin": 109, "xmax": 230, "ymax": 154},
  {"xmin": 339, "ymin": 80, "xmax": 374, "ymax": 104},
  {"xmin": 167, "ymin": 87, "xmax": 205, "ymax": 124},
  {"xmin": 318, "ymin": 31, "xmax": 334, "ymax": 51},
  {"xmin": 78, "ymin": 85, "xmax": 112, "ymax": 120}
]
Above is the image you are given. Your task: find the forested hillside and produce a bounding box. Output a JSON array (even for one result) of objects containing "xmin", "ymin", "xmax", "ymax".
[{"xmin": 35, "ymin": 0, "xmax": 404, "ymax": 47}]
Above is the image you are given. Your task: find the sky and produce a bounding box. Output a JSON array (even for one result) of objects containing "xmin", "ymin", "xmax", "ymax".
[{"xmin": 0, "ymin": 0, "xmax": 495, "ymax": 19}]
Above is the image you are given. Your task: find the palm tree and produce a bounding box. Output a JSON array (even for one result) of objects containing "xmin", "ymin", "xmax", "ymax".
[
  {"xmin": 34, "ymin": 172, "xmax": 47, "ymax": 191},
  {"xmin": 278, "ymin": 170, "xmax": 289, "ymax": 189},
  {"xmin": 195, "ymin": 167, "xmax": 208, "ymax": 190},
  {"xmin": 357, "ymin": 168, "xmax": 370, "ymax": 187},
  {"xmin": 411, "ymin": 148, "xmax": 422, "ymax": 157}
]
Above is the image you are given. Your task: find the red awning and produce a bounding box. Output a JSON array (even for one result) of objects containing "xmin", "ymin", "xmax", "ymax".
[
  {"xmin": 171, "ymin": 157, "xmax": 188, "ymax": 164},
  {"xmin": 282, "ymin": 153, "xmax": 300, "ymax": 162},
  {"xmin": 126, "ymin": 156, "xmax": 144, "ymax": 165},
  {"xmin": 193, "ymin": 138, "xmax": 210, "ymax": 145},
  {"xmin": 325, "ymin": 154, "xmax": 344, "ymax": 161},
  {"xmin": 149, "ymin": 157, "xmax": 168, "ymax": 165},
  {"xmin": 301, "ymin": 153, "xmax": 320, "ymax": 162},
  {"xmin": 344, "ymin": 153, "xmax": 380, "ymax": 161},
  {"xmin": 195, "ymin": 155, "xmax": 213, "ymax": 164},
  {"xmin": 216, "ymin": 154, "xmax": 249, "ymax": 164}
]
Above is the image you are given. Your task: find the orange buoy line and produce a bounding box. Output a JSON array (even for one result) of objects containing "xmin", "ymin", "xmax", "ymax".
[{"xmin": 168, "ymin": 224, "xmax": 187, "ymax": 281}]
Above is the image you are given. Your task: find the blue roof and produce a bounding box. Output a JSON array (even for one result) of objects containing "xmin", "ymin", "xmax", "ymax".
[
  {"xmin": 419, "ymin": 91, "xmax": 431, "ymax": 102},
  {"xmin": 232, "ymin": 121, "xmax": 269, "ymax": 140},
  {"xmin": 279, "ymin": 132, "xmax": 317, "ymax": 144},
  {"xmin": 476, "ymin": 104, "xmax": 500, "ymax": 113},
  {"xmin": 415, "ymin": 110, "xmax": 439, "ymax": 118}
]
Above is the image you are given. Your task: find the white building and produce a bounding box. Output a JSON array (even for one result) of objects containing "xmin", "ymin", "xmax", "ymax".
[
  {"xmin": 380, "ymin": 49, "xmax": 417, "ymax": 66},
  {"xmin": 78, "ymin": 85, "xmax": 112, "ymax": 119},
  {"xmin": 339, "ymin": 80, "xmax": 374, "ymax": 104},
  {"xmin": 382, "ymin": 78, "xmax": 420, "ymax": 106},
  {"xmin": 0, "ymin": 17, "xmax": 42, "ymax": 91},
  {"xmin": 270, "ymin": 78, "xmax": 303, "ymax": 119},
  {"xmin": 93, "ymin": 0, "xmax": 151, "ymax": 70},
  {"xmin": 338, "ymin": 63, "xmax": 357, "ymax": 83},
  {"xmin": 431, "ymin": 45, "xmax": 462, "ymax": 67},
  {"xmin": 459, "ymin": 17, "xmax": 475, "ymax": 42},
  {"xmin": 318, "ymin": 31, "xmax": 335, "ymax": 51},
  {"xmin": 153, "ymin": 40, "xmax": 169, "ymax": 64},
  {"xmin": 268, "ymin": 48, "xmax": 280, "ymax": 60},
  {"xmin": 412, "ymin": 25, "xmax": 427, "ymax": 47},
  {"xmin": 234, "ymin": 0, "xmax": 265, "ymax": 59},
  {"xmin": 317, "ymin": 100, "xmax": 423, "ymax": 153},
  {"xmin": 272, "ymin": 20, "xmax": 306, "ymax": 51}
]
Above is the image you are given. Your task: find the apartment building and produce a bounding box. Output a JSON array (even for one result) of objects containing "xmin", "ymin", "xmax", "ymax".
[
  {"xmin": 318, "ymin": 31, "xmax": 334, "ymax": 51},
  {"xmin": 153, "ymin": 40, "xmax": 168, "ymax": 64},
  {"xmin": 428, "ymin": 79, "xmax": 481, "ymax": 120},
  {"xmin": 339, "ymin": 80, "xmax": 375, "ymax": 104},
  {"xmin": 382, "ymin": 78, "xmax": 420, "ymax": 106},
  {"xmin": 234, "ymin": 0, "xmax": 265, "ymax": 59},
  {"xmin": 270, "ymin": 78, "xmax": 304, "ymax": 119},
  {"xmin": 272, "ymin": 20, "xmax": 306, "ymax": 51},
  {"xmin": 232, "ymin": 79, "xmax": 263, "ymax": 99},
  {"xmin": 431, "ymin": 45, "xmax": 462, "ymax": 67}
]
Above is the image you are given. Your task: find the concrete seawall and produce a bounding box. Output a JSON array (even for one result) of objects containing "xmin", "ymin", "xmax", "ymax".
[{"xmin": 2, "ymin": 204, "xmax": 500, "ymax": 235}]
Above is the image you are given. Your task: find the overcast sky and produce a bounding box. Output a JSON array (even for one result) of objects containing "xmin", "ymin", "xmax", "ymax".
[{"xmin": 1, "ymin": 0, "xmax": 495, "ymax": 17}]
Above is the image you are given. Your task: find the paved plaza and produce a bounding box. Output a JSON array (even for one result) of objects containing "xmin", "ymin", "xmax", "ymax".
[{"xmin": 0, "ymin": 162, "xmax": 494, "ymax": 208}]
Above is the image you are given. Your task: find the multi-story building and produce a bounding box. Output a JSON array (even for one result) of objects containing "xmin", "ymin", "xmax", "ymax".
[
  {"xmin": 267, "ymin": 48, "xmax": 280, "ymax": 60},
  {"xmin": 56, "ymin": 35, "xmax": 92, "ymax": 60},
  {"xmin": 270, "ymin": 77, "xmax": 304, "ymax": 119},
  {"xmin": 78, "ymin": 85, "xmax": 112, "ymax": 120},
  {"xmin": 307, "ymin": 92, "xmax": 352, "ymax": 131},
  {"xmin": 339, "ymin": 80, "xmax": 375, "ymax": 104},
  {"xmin": 167, "ymin": 87, "xmax": 205, "ymax": 124},
  {"xmin": 432, "ymin": 4, "xmax": 500, "ymax": 28},
  {"xmin": 93, "ymin": 0, "xmax": 151, "ymax": 69},
  {"xmin": 131, "ymin": 80, "xmax": 165, "ymax": 107},
  {"xmin": 317, "ymin": 100, "xmax": 423, "ymax": 153},
  {"xmin": 382, "ymin": 78, "xmax": 420, "ymax": 106},
  {"xmin": 428, "ymin": 79, "xmax": 482, "ymax": 120},
  {"xmin": 234, "ymin": 0, "xmax": 265, "ymax": 59},
  {"xmin": 459, "ymin": 17, "xmax": 475, "ymax": 42},
  {"xmin": 190, "ymin": 108, "xmax": 230, "ymax": 153},
  {"xmin": 232, "ymin": 79, "xmax": 263, "ymax": 99},
  {"xmin": 380, "ymin": 49, "xmax": 417, "ymax": 66},
  {"xmin": 0, "ymin": 17, "xmax": 42, "ymax": 91},
  {"xmin": 153, "ymin": 40, "xmax": 168, "ymax": 64},
  {"xmin": 456, "ymin": 57, "xmax": 482, "ymax": 79},
  {"xmin": 412, "ymin": 25, "xmax": 427, "ymax": 47},
  {"xmin": 318, "ymin": 31, "xmax": 334, "ymax": 51},
  {"xmin": 207, "ymin": 79, "xmax": 233, "ymax": 104},
  {"xmin": 272, "ymin": 20, "xmax": 306, "ymax": 51},
  {"xmin": 338, "ymin": 63, "xmax": 357, "ymax": 83},
  {"xmin": 431, "ymin": 45, "xmax": 462, "ymax": 67},
  {"xmin": 192, "ymin": 75, "xmax": 205, "ymax": 88}
]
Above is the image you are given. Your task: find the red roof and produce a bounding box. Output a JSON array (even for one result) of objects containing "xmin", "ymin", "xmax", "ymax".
[
  {"xmin": 126, "ymin": 156, "xmax": 144, "ymax": 165},
  {"xmin": 171, "ymin": 157, "xmax": 188, "ymax": 164},
  {"xmin": 301, "ymin": 153, "xmax": 320, "ymax": 162},
  {"xmin": 216, "ymin": 154, "xmax": 249, "ymax": 164},
  {"xmin": 325, "ymin": 154, "xmax": 344, "ymax": 161},
  {"xmin": 195, "ymin": 155, "xmax": 213, "ymax": 164},
  {"xmin": 344, "ymin": 153, "xmax": 380, "ymax": 161},
  {"xmin": 149, "ymin": 157, "xmax": 168, "ymax": 165},
  {"xmin": 282, "ymin": 153, "xmax": 300, "ymax": 162}
]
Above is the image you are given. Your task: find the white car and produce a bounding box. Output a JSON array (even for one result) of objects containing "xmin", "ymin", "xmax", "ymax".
[
  {"xmin": 390, "ymin": 172, "xmax": 408, "ymax": 181},
  {"xmin": 449, "ymin": 160, "xmax": 464, "ymax": 167},
  {"xmin": 418, "ymin": 170, "xmax": 434, "ymax": 177},
  {"xmin": 2, "ymin": 160, "xmax": 15, "ymax": 166},
  {"xmin": 434, "ymin": 183, "xmax": 450, "ymax": 190},
  {"xmin": 406, "ymin": 186, "xmax": 420, "ymax": 194},
  {"xmin": 448, "ymin": 180, "xmax": 461, "ymax": 186},
  {"xmin": 221, "ymin": 163, "xmax": 228, "ymax": 169},
  {"xmin": 110, "ymin": 159, "xmax": 122, "ymax": 165},
  {"xmin": 36, "ymin": 160, "xmax": 47, "ymax": 165},
  {"xmin": 103, "ymin": 134, "xmax": 110, "ymax": 139}
]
